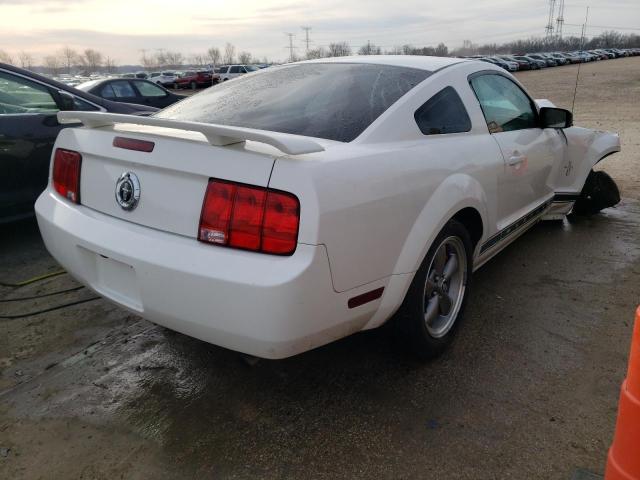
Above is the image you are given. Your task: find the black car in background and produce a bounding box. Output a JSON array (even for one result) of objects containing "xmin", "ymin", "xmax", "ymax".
[
  {"xmin": 499, "ymin": 55, "xmax": 532, "ymax": 70},
  {"xmin": 77, "ymin": 78, "xmax": 185, "ymax": 109},
  {"xmin": 0, "ymin": 63, "xmax": 158, "ymax": 222}
]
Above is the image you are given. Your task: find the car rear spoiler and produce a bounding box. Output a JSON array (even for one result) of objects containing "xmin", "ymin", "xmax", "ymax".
[{"xmin": 57, "ymin": 111, "xmax": 326, "ymax": 155}]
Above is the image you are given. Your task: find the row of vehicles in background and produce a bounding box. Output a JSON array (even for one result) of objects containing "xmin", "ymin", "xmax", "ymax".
[
  {"xmin": 53, "ymin": 64, "xmax": 267, "ymax": 92},
  {"xmin": 468, "ymin": 47, "xmax": 639, "ymax": 71},
  {"xmin": 145, "ymin": 64, "xmax": 263, "ymax": 89}
]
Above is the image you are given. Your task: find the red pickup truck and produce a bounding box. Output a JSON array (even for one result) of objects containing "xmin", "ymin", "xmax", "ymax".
[{"xmin": 174, "ymin": 70, "xmax": 219, "ymax": 89}]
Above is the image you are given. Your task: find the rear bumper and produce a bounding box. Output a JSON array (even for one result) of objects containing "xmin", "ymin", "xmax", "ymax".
[{"xmin": 35, "ymin": 190, "xmax": 379, "ymax": 358}]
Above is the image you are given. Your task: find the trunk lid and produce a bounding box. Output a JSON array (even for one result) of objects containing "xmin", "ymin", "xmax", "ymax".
[{"xmin": 66, "ymin": 125, "xmax": 277, "ymax": 238}]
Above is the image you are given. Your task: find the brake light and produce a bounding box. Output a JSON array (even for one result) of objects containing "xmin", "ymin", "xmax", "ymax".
[
  {"xmin": 199, "ymin": 179, "xmax": 300, "ymax": 255},
  {"xmin": 52, "ymin": 148, "xmax": 82, "ymax": 203},
  {"xmin": 113, "ymin": 136, "xmax": 155, "ymax": 153}
]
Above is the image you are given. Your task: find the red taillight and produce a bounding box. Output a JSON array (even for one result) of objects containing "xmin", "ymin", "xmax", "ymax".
[
  {"xmin": 52, "ymin": 148, "xmax": 82, "ymax": 203},
  {"xmin": 198, "ymin": 179, "xmax": 300, "ymax": 255},
  {"xmin": 262, "ymin": 191, "xmax": 300, "ymax": 255}
]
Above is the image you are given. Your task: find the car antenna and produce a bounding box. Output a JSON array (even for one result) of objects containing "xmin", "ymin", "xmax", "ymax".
[{"xmin": 571, "ymin": 6, "xmax": 590, "ymax": 114}]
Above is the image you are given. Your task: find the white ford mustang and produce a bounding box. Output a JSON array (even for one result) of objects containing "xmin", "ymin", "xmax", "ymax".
[{"xmin": 36, "ymin": 56, "xmax": 621, "ymax": 359}]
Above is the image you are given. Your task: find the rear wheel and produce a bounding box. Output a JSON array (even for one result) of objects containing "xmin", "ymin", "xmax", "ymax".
[
  {"xmin": 572, "ymin": 170, "xmax": 620, "ymax": 215},
  {"xmin": 394, "ymin": 220, "xmax": 473, "ymax": 360}
]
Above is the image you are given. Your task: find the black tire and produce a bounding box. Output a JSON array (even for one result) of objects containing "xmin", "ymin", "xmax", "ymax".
[
  {"xmin": 572, "ymin": 170, "xmax": 620, "ymax": 215},
  {"xmin": 190, "ymin": 81, "xmax": 197, "ymax": 90},
  {"xmin": 394, "ymin": 219, "xmax": 473, "ymax": 360}
]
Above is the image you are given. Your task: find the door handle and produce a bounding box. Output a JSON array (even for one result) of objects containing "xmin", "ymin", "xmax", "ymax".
[{"xmin": 507, "ymin": 153, "xmax": 526, "ymax": 166}]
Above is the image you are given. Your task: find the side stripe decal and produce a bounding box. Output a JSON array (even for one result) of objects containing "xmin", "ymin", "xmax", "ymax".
[{"xmin": 480, "ymin": 199, "xmax": 552, "ymax": 254}]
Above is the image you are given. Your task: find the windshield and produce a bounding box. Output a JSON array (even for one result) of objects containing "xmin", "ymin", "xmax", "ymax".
[
  {"xmin": 156, "ymin": 63, "xmax": 430, "ymax": 142},
  {"xmin": 245, "ymin": 65, "xmax": 259, "ymax": 72}
]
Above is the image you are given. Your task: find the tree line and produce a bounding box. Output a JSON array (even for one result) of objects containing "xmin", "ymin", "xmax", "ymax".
[{"xmin": 0, "ymin": 31, "xmax": 638, "ymax": 75}]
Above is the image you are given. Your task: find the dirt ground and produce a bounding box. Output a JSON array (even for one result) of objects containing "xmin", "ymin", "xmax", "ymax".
[{"xmin": 1, "ymin": 57, "xmax": 639, "ymax": 480}]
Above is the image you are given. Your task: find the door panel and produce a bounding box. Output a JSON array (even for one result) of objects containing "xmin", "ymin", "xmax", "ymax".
[
  {"xmin": 469, "ymin": 73, "xmax": 562, "ymax": 229},
  {"xmin": 0, "ymin": 70, "xmax": 62, "ymax": 219},
  {"xmin": 491, "ymin": 128, "xmax": 562, "ymax": 227}
]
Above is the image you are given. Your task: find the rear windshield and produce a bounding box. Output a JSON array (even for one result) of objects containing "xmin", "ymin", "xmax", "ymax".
[{"xmin": 155, "ymin": 63, "xmax": 430, "ymax": 142}]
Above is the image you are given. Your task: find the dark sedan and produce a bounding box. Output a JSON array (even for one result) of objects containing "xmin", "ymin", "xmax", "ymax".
[
  {"xmin": 499, "ymin": 55, "xmax": 532, "ymax": 70},
  {"xmin": 0, "ymin": 63, "xmax": 157, "ymax": 222},
  {"xmin": 77, "ymin": 78, "xmax": 185, "ymax": 109}
]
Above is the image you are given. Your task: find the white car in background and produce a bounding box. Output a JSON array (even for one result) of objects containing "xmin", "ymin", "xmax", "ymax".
[
  {"xmin": 216, "ymin": 64, "xmax": 260, "ymax": 81},
  {"xmin": 148, "ymin": 71, "xmax": 177, "ymax": 87},
  {"xmin": 36, "ymin": 56, "xmax": 620, "ymax": 360}
]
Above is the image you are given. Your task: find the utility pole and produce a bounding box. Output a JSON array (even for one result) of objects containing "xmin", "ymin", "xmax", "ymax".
[
  {"xmin": 301, "ymin": 26, "xmax": 312, "ymax": 55},
  {"xmin": 285, "ymin": 33, "xmax": 296, "ymax": 62},
  {"xmin": 555, "ymin": 0, "xmax": 565, "ymax": 40},
  {"xmin": 545, "ymin": 0, "xmax": 557, "ymax": 39}
]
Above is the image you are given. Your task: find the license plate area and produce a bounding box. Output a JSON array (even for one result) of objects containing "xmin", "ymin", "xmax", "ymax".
[{"xmin": 78, "ymin": 247, "xmax": 143, "ymax": 312}]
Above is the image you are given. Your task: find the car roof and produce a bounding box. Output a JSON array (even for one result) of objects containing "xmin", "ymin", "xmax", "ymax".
[{"xmin": 298, "ymin": 55, "xmax": 466, "ymax": 72}]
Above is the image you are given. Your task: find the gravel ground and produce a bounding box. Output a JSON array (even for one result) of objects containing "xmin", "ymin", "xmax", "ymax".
[{"xmin": 0, "ymin": 57, "xmax": 639, "ymax": 480}]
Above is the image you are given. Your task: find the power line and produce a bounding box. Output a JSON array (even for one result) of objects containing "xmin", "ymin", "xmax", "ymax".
[{"xmin": 564, "ymin": 23, "xmax": 640, "ymax": 31}]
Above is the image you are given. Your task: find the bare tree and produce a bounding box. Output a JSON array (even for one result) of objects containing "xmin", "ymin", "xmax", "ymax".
[
  {"xmin": 401, "ymin": 44, "xmax": 414, "ymax": 55},
  {"xmin": 223, "ymin": 42, "xmax": 236, "ymax": 64},
  {"xmin": 18, "ymin": 51, "xmax": 35, "ymax": 69},
  {"xmin": 164, "ymin": 51, "xmax": 184, "ymax": 68},
  {"xmin": 0, "ymin": 49, "xmax": 14, "ymax": 65},
  {"xmin": 44, "ymin": 55, "xmax": 60, "ymax": 75},
  {"xmin": 104, "ymin": 56, "xmax": 118, "ymax": 73},
  {"xmin": 207, "ymin": 47, "xmax": 221, "ymax": 67},
  {"xmin": 328, "ymin": 42, "xmax": 351, "ymax": 57},
  {"xmin": 140, "ymin": 50, "xmax": 157, "ymax": 70},
  {"xmin": 238, "ymin": 51, "xmax": 252, "ymax": 64},
  {"xmin": 82, "ymin": 49, "xmax": 103, "ymax": 72},
  {"xmin": 358, "ymin": 42, "xmax": 381, "ymax": 55},
  {"xmin": 60, "ymin": 46, "xmax": 78, "ymax": 73},
  {"xmin": 191, "ymin": 54, "xmax": 206, "ymax": 66},
  {"xmin": 306, "ymin": 47, "xmax": 328, "ymax": 59},
  {"xmin": 434, "ymin": 42, "xmax": 449, "ymax": 57}
]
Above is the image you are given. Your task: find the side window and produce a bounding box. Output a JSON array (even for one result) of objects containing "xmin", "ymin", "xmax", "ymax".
[
  {"xmin": 110, "ymin": 81, "xmax": 136, "ymax": 98},
  {"xmin": 101, "ymin": 84, "xmax": 116, "ymax": 99},
  {"xmin": 0, "ymin": 71, "xmax": 59, "ymax": 114},
  {"xmin": 469, "ymin": 74, "xmax": 537, "ymax": 133},
  {"xmin": 219, "ymin": 66, "xmax": 229, "ymax": 74},
  {"xmin": 73, "ymin": 97, "xmax": 100, "ymax": 111},
  {"xmin": 133, "ymin": 80, "xmax": 167, "ymax": 97},
  {"xmin": 229, "ymin": 66, "xmax": 240, "ymax": 74},
  {"xmin": 414, "ymin": 86, "xmax": 472, "ymax": 135},
  {"xmin": 240, "ymin": 67, "xmax": 247, "ymax": 73}
]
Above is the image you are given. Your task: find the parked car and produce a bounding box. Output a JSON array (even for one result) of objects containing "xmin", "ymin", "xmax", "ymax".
[
  {"xmin": 489, "ymin": 56, "xmax": 518, "ymax": 71},
  {"xmin": 499, "ymin": 55, "xmax": 532, "ymax": 70},
  {"xmin": 174, "ymin": 70, "xmax": 218, "ymax": 89},
  {"xmin": 217, "ymin": 64, "xmax": 260, "ymax": 81},
  {"xmin": 148, "ymin": 71, "xmax": 177, "ymax": 87},
  {"xmin": 527, "ymin": 53, "xmax": 557, "ymax": 67},
  {"xmin": 77, "ymin": 78, "xmax": 185, "ymax": 109},
  {"xmin": 548, "ymin": 53, "xmax": 570, "ymax": 65},
  {"xmin": 477, "ymin": 57, "xmax": 508, "ymax": 70},
  {"xmin": 0, "ymin": 62, "xmax": 157, "ymax": 222},
  {"xmin": 513, "ymin": 55, "xmax": 544, "ymax": 69},
  {"xmin": 36, "ymin": 56, "xmax": 621, "ymax": 360}
]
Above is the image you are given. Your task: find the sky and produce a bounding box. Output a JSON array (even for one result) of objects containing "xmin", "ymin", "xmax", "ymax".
[{"xmin": 0, "ymin": 0, "xmax": 639, "ymax": 64}]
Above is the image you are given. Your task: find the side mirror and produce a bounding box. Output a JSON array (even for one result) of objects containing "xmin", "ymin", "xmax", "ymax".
[
  {"xmin": 540, "ymin": 107, "xmax": 573, "ymax": 129},
  {"xmin": 57, "ymin": 90, "xmax": 76, "ymax": 111}
]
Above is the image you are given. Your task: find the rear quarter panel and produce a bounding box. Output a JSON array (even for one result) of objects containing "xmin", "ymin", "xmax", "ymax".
[{"xmin": 270, "ymin": 62, "xmax": 503, "ymax": 293}]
